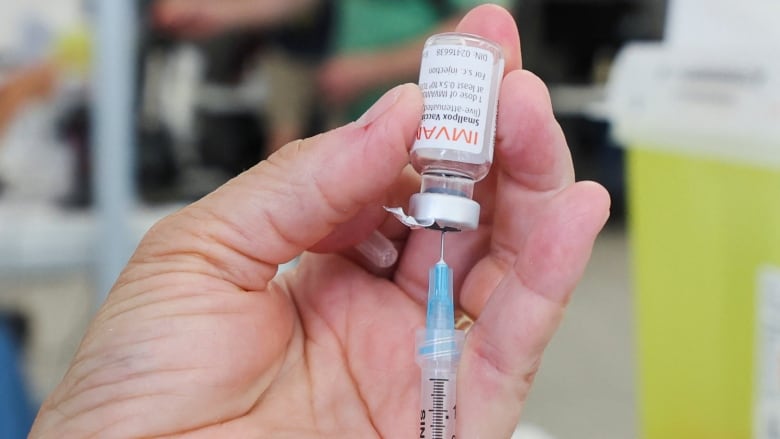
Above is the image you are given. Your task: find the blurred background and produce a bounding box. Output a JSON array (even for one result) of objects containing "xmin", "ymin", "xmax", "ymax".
[{"xmin": 0, "ymin": 0, "xmax": 778, "ymax": 438}]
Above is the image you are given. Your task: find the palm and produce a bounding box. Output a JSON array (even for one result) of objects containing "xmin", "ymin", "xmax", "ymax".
[
  {"xmin": 72, "ymin": 251, "xmax": 433, "ymax": 437},
  {"xmin": 36, "ymin": 251, "xmax": 420, "ymax": 438}
]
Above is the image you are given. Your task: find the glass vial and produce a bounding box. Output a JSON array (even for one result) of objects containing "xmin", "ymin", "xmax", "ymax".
[
  {"xmin": 406, "ymin": 33, "xmax": 504, "ymax": 231},
  {"xmin": 411, "ymin": 33, "xmax": 504, "ymax": 201}
]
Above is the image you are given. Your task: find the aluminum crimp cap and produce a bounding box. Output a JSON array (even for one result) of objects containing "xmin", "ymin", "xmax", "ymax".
[{"xmin": 384, "ymin": 193, "xmax": 480, "ymax": 232}]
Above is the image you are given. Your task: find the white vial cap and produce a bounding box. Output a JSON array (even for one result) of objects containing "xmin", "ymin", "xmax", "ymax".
[{"xmin": 409, "ymin": 192, "xmax": 480, "ymax": 231}]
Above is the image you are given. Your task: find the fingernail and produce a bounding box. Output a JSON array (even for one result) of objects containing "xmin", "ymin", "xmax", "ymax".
[
  {"xmin": 354, "ymin": 230, "xmax": 398, "ymax": 268},
  {"xmin": 355, "ymin": 85, "xmax": 404, "ymax": 127}
]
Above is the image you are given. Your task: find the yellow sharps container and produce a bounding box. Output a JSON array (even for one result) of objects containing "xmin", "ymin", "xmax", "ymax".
[
  {"xmin": 609, "ymin": 44, "xmax": 780, "ymax": 438},
  {"xmin": 630, "ymin": 149, "xmax": 780, "ymax": 438}
]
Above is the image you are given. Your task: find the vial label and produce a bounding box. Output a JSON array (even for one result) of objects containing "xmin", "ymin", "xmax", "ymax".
[{"xmin": 414, "ymin": 44, "xmax": 501, "ymax": 155}]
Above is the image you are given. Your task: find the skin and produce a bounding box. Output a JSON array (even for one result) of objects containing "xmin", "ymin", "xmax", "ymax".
[
  {"xmin": 153, "ymin": 0, "xmax": 318, "ymax": 37},
  {"xmin": 30, "ymin": 6, "xmax": 610, "ymax": 439},
  {"xmin": 0, "ymin": 63, "xmax": 56, "ymax": 138}
]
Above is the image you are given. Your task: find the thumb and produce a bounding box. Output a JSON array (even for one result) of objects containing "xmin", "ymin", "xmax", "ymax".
[{"xmin": 139, "ymin": 84, "xmax": 422, "ymax": 289}]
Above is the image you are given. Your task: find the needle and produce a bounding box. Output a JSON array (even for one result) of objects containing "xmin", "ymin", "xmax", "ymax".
[{"xmin": 439, "ymin": 231, "xmax": 446, "ymax": 263}]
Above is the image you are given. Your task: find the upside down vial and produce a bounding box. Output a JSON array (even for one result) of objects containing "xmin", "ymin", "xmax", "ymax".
[{"xmin": 409, "ymin": 32, "xmax": 505, "ymax": 231}]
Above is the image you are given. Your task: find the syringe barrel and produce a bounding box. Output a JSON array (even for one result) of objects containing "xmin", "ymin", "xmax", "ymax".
[
  {"xmin": 416, "ymin": 328, "xmax": 465, "ymax": 439},
  {"xmin": 419, "ymin": 366, "xmax": 458, "ymax": 439}
]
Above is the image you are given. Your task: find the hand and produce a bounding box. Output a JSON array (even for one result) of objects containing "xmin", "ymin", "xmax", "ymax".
[
  {"xmin": 317, "ymin": 53, "xmax": 382, "ymax": 107},
  {"xmin": 30, "ymin": 5, "xmax": 610, "ymax": 438},
  {"xmin": 153, "ymin": 0, "xmax": 313, "ymax": 38},
  {"xmin": 154, "ymin": 0, "xmax": 242, "ymax": 37}
]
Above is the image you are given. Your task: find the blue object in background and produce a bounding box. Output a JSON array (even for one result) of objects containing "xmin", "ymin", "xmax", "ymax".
[{"xmin": 0, "ymin": 315, "xmax": 36, "ymax": 439}]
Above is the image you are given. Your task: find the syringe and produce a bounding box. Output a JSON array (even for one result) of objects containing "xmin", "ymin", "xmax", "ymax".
[{"xmin": 416, "ymin": 232, "xmax": 465, "ymax": 439}]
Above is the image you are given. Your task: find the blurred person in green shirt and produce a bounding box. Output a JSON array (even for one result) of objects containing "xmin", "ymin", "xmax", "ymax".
[{"xmin": 156, "ymin": 0, "xmax": 515, "ymax": 129}]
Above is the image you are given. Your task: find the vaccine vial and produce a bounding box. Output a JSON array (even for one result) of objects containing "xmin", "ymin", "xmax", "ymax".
[{"xmin": 408, "ymin": 33, "xmax": 504, "ymax": 231}]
